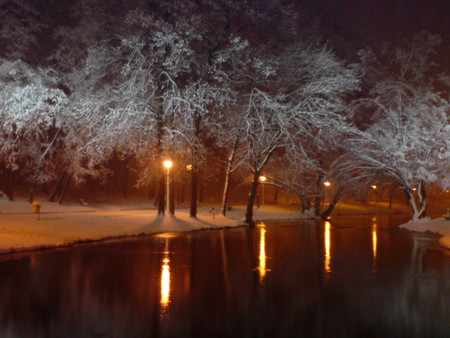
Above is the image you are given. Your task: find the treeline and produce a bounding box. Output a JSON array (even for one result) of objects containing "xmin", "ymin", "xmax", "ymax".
[{"xmin": 0, "ymin": 0, "xmax": 448, "ymax": 223}]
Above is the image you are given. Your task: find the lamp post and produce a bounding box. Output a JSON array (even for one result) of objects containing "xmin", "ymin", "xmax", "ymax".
[
  {"xmin": 323, "ymin": 181, "xmax": 331, "ymax": 204},
  {"xmin": 163, "ymin": 160, "xmax": 173, "ymax": 215},
  {"xmin": 259, "ymin": 176, "xmax": 267, "ymax": 208}
]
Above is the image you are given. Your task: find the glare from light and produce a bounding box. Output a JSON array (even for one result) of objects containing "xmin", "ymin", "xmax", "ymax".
[
  {"xmin": 259, "ymin": 175, "xmax": 267, "ymax": 182},
  {"xmin": 163, "ymin": 160, "xmax": 173, "ymax": 169},
  {"xmin": 324, "ymin": 181, "xmax": 331, "ymax": 187},
  {"xmin": 371, "ymin": 185, "xmax": 377, "ymax": 190}
]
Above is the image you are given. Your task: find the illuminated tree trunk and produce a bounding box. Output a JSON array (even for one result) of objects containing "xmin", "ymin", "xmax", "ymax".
[
  {"xmin": 221, "ymin": 137, "xmax": 239, "ymax": 216},
  {"xmin": 321, "ymin": 186, "xmax": 343, "ymax": 219},
  {"xmin": 245, "ymin": 169, "xmax": 261, "ymax": 226},
  {"xmin": 403, "ymin": 181, "xmax": 427, "ymax": 221}
]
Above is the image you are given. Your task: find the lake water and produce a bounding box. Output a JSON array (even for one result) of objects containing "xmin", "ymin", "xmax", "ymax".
[{"xmin": 0, "ymin": 215, "xmax": 449, "ymax": 337}]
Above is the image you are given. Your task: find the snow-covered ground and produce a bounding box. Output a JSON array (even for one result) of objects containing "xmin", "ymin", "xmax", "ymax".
[
  {"xmin": 0, "ymin": 198, "xmax": 301, "ymax": 255},
  {"xmin": 0, "ymin": 198, "xmax": 448, "ymax": 255},
  {"xmin": 400, "ymin": 217, "xmax": 450, "ymax": 250}
]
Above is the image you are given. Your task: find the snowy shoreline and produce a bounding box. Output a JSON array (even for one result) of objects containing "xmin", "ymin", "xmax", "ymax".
[
  {"xmin": 399, "ymin": 217, "xmax": 450, "ymax": 250},
  {"xmin": 1, "ymin": 198, "xmax": 449, "ymax": 256}
]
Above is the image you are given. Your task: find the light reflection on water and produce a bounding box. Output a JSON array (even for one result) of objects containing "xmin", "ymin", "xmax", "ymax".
[
  {"xmin": 324, "ymin": 220, "xmax": 332, "ymax": 274},
  {"xmin": 258, "ymin": 222, "xmax": 267, "ymax": 282},
  {"xmin": 0, "ymin": 215, "xmax": 448, "ymax": 337},
  {"xmin": 372, "ymin": 217, "xmax": 378, "ymax": 271},
  {"xmin": 160, "ymin": 242, "xmax": 171, "ymax": 311}
]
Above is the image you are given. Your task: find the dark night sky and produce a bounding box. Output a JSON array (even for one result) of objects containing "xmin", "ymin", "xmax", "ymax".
[{"xmin": 302, "ymin": 0, "xmax": 450, "ymax": 39}]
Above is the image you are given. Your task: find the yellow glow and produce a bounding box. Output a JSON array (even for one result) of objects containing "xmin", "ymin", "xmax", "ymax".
[
  {"xmin": 163, "ymin": 160, "xmax": 173, "ymax": 169},
  {"xmin": 412, "ymin": 187, "xmax": 417, "ymax": 191},
  {"xmin": 324, "ymin": 221, "xmax": 331, "ymax": 273},
  {"xmin": 371, "ymin": 185, "xmax": 377, "ymax": 190},
  {"xmin": 372, "ymin": 217, "xmax": 377, "ymax": 261},
  {"xmin": 324, "ymin": 181, "xmax": 331, "ymax": 187},
  {"xmin": 259, "ymin": 175, "xmax": 267, "ymax": 182},
  {"xmin": 186, "ymin": 164, "xmax": 192, "ymax": 171},
  {"xmin": 160, "ymin": 252, "xmax": 171, "ymax": 308},
  {"xmin": 258, "ymin": 224, "xmax": 267, "ymax": 281}
]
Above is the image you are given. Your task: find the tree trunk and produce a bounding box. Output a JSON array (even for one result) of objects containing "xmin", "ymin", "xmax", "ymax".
[
  {"xmin": 190, "ymin": 166, "xmax": 198, "ymax": 217},
  {"xmin": 321, "ymin": 186, "xmax": 343, "ymax": 219},
  {"xmin": 301, "ymin": 197, "xmax": 311, "ymax": 213},
  {"xmin": 155, "ymin": 83, "xmax": 166, "ymax": 215},
  {"xmin": 28, "ymin": 179, "xmax": 38, "ymax": 203},
  {"xmin": 314, "ymin": 169, "xmax": 324, "ymax": 216},
  {"xmin": 189, "ymin": 110, "xmax": 202, "ymax": 218},
  {"xmin": 221, "ymin": 167, "xmax": 231, "ymax": 216},
  {"xmin": 156, "ymin": 173, "xmax": 165, "ymax": 215},
  {"xmin": 0, "ymin": 167, "xmax": 15, "ymax": 201},
  {"xmin": 245, "ymin": 169, "xmax": 260, "ymax": 226},
  {"xmin": 417, "ymin": 180, "xmax": 427, "ymax": 218},
  {"xmin": 170, "ymin": 172, "xmax": 175, "ymax": 215},
  {"xmin": 221, "ymin": 147, "xmax": 236, "ymax": 216},
  {"xmin": 48, "ymin": 172, "xmax": 66, "ymax": 202},
  {"xmin": 58, "ymin": 175, "xmax": 71, "ymax": 204},
  {"xmin": 221, "ymin": 136, "xmax": 240, "ymax": 216},
  {"xmin": 403, "ymin": 182, "xmax": 427, "ymax": 221}
]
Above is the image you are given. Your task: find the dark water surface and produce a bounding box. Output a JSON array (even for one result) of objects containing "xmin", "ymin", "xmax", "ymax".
[{"xmin": 0, "ymin": 215, "xmax": 449, "ymax": 337}]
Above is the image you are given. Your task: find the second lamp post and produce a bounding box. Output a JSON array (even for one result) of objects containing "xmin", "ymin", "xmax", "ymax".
[{"xmin": 163, "ymin": 160, "xmax": 173, "ymax": 215}]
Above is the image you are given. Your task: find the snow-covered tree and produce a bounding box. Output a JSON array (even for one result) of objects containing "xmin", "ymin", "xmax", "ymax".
[
  {"xmin": 240, "ymin": 42, "xmax": 360, "ymax": 225},
  {"xmin": 0, "ymin": 59, "xmax": 69, "ymax": 200},
  {"xmin": 343, "ymin": 32, "xmax": 450, "ymax": 221}
]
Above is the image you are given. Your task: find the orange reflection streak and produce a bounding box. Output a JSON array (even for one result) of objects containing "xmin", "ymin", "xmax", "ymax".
[
  {"xmin": 258, "ymin": 224, "xmax": 267, "ymax": 281},
  {"xmin": 372, "ymin": 217, "xmax": 378, "ymax": 268},
  {"xmin": 324, "ymin": 221, "xmax": 331, "ymax": 273},
  {"xmin": 160, "ymin": 238, "xmax": 171, "ymax": 309},
  {"xmin": 160, "ymin": 253, "xmax": 170, "ymax": 307}
]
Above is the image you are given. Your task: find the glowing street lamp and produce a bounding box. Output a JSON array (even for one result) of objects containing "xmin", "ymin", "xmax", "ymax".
[
  {"xmin": 259, "ymin": 176, "xmax": 267, "ymax": 208},
  {"xmin": 163, "ymin": 160, "xmax": 173, "ymax": 215},
  {"xmin": 323, "ymin": 181, "xmax": 331, "ymax": 204}
]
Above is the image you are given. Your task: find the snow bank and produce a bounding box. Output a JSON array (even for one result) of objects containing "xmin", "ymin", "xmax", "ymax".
[{"xmin": 399, "ymin": 217, "xmax": 450, "ymax": 250}]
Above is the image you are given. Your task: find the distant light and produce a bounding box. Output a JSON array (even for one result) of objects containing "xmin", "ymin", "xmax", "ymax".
[
  {"xmin": 324, "ymin": 181, "xmax": 331, "ymax": 187},
  {"xmin": 412, "ymin": 187, "xmax": 417, "ymax": 191},
  {"xmin": 259, "ymin": 175, "xmax": 267, "ymax": 182},
  {"xmin": 163, "ymin": 160, "xmax": 173, "ymax": 169},
  {"xmin": 371, "ymin": 185, "xmax": 377, "ymax": 190},
  {"xmin": 186, "ymin": 164, "xmax": 192, "ymax": 171}
]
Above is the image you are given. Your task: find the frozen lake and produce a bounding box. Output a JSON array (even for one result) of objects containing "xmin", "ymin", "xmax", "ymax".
[{"xmin": 0, "ymin": 215, "xmax": 449, "ymax": 337}]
